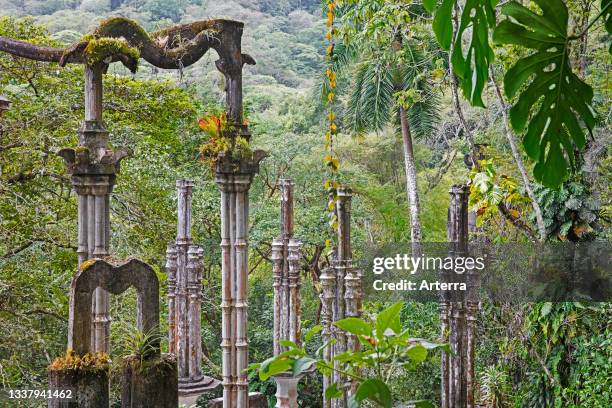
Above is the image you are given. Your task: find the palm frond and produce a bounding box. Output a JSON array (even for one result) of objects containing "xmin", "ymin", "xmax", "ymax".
[
  {"xmin": 399, "ymin": 41, "xmax": 441, "ymax": 139},
  {"xmin": 346, "ymin": 59, "xmax": 395, "ymax": 133}
]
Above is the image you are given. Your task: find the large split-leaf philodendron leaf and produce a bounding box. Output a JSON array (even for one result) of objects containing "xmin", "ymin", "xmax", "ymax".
[
  {"xmin": 451, "ymin": 0, "xmax": 497, "ymax": 107},
  {"xmin": 431, "ymin": 0, "xmax": 497, "ymax": 107},
  {"xmin": 493, "ymin": 0, "xmax": 597, "ymax": 187},
  {"xmin": 604, "ymin": 0, "xmax": 612, "ymax": 53}
]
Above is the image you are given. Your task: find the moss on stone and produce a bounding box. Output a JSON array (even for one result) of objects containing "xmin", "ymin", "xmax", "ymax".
[
  {"xmin": 94, "ymin": 17, "xmax": 149, "ymax": 40},
  {"xmin": 79, "ymin": 259, "xmax": 96, "ymax": 271},
  {"xmin": 83, "ymin": 37, "xmax": 140, "ymax": 66}
]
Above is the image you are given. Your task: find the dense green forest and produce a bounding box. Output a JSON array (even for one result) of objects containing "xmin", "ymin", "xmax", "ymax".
[{"xmin": 0, "ymin": 0, "xmax": 610, "ymax": 407}]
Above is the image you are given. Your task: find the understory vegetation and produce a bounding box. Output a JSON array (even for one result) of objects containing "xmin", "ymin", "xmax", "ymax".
[{"xmin": 0, "ymin": 1, "xmax": 610, "ymax": 407}]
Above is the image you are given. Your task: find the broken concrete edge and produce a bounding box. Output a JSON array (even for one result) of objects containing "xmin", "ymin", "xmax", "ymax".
[{"xmin": 121, "ymin": 353, "xmax": 176, "ymax": 374}]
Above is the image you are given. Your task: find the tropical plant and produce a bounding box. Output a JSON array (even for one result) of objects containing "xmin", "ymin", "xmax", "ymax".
[
  {"xmin": 198, "ymin": 112, "xmax": 252, "ymax": 171},
  {"xmin": 469, "ymin": 159, "xmax": 534, "ymax": 240},
  {"xmin": 335, "ymin": 0, "xmax": 442, "ymax": 244},
  {"xmin": 534, "ymin": 179, "xmax": 602, "ymax": 241},
  {"xmin": 251, "ymin": 301, "xmax": 446, "ymax": 408},
  {"xmin": 479, "ymin": 364, "xmax": 511, "ymax": 408},
  {"xmin": 426, "ymin": 0, "xmax": 610, "ymax": 187},
  {"xmin": 114, "ymin": 322, "xmax": 164, "ymax": 370}
]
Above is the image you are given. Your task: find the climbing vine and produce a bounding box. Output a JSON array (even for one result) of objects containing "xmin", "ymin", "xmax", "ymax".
[{"xmin": 324, "ymin": 0, "xmax": 340, "ymax": 238}]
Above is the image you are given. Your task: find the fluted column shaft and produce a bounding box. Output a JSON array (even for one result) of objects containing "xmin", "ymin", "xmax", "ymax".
[
  {"xmin": 73, "ymin": 175, "xmax": 114, "ymax": 354},
  {"xmin": 442, "ymin": 184, "xmax": 476, "ymax": 408},
  {"xmin": 319, "ymin": 265, "xmax": 335, "ymax": 408},
  {"xmin": 166, "ymin": 180, "xmax": 214, "ymax": 393},
  {"xmin": 320, "ymin": 187, "xmax": 361, "ymax": 408},
  {"xmin": 217, "ymin": 172, "xmax": 254, "ymax": 408},
  {"xmin": 272, "ymin": 239, "xmax": 284, "ymax": 356}
]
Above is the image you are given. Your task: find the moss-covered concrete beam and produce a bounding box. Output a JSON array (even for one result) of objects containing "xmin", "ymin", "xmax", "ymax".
[{"xmin": 0, "ymin": 17, "xmax": 256, "ymax": 72}]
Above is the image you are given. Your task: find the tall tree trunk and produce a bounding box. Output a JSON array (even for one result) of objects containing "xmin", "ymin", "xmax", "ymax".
[
  {"xmin": 399, "ymin": 106, "xmax": 422, "ymax": 244},
  {"xmin": 578, "ymin": 1, "xmax": 593, "ymax": 77},
  {"xmin": 489, "ymin": 68, "xmax": 547, "ymax": 242}
]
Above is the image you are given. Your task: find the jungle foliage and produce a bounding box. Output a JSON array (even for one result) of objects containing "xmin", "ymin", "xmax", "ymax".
[{"xmin": 0, "ymin": 1, "xmax": 610, "ymax": 407}]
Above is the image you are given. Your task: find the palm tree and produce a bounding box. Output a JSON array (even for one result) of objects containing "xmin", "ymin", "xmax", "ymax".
[{"xmin": 344, "ymin": 41, "xmax": 440, "ymax": 243}]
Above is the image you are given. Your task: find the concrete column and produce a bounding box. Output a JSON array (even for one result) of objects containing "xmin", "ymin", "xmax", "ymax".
[
  {"xmin": 215, "ymin": 146, "xmax": 265, "ymax": 408},
  {"xmin": 73, "ymin": 175, "xmax": 114, "ymax": 354},
  {"xmin": 271, "ymin": 238, "xmax": 284, "ymax": 356},
  {"xmin": 166, "ymin": 245, "xmax": 178, "ymax": 355},
  {"xmin": 166, "ymin": 180, "xmax": 219, "ymax": 398},
  {"xmin": 319, "ymin": 264, "xmax": 335, "ymax": 408},
  {"xmin": 442, "ymin": 184, "xmax": 474, "ymax": 408},
  {"xmin": 287, "ymin": 239, "xmax": 302, "ymax": 345}
]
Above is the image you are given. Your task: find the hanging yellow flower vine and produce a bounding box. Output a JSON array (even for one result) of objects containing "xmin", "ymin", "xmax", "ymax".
[{"xmin": 324, "ymin": 0, "xmax": 339, "ymax": 236}]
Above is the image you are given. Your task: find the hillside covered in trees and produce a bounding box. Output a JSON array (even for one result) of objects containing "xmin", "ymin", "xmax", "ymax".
[{"xmin": 0, "ymin": 0, "xmax": 610, "ymax": 407}]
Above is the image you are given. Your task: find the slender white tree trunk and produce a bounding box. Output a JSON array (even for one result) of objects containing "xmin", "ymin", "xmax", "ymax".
[
  {"xmin": 399, "ymin": 106, "xmax": 422, "ymax": 244},
  {"xmin": 489, "ymin": 68, "xmax": 547, "ymax": 242}
]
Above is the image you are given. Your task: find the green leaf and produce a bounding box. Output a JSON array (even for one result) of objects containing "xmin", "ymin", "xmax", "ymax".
[
  {"xmin": 451, "ymin": 0, "xmax": 496, "ymax": 107},
  {"xmin": 292, "ymin": 357, "xmax": 316, "ymax": 376},
  {"xmin": 376, "ymin": 301, "xmax": 403, "ymax": 339},
  {"xmin": 325, "ymin": 382, "xmax": 343, "ymax": 400},
  {"xmin": 259, "ymin": 357, "xmax": 292, "ymax": 381},
  {"xmin": 541, "ymin": 302, "xmax": 553, "ymax": 317},
  {"xmin": 493, "ymin": 0, "xmax": 596, "ymax": 187},
  {"xmin": 354, "ymin": 379, "xmax": 393, "ymax": 408},
  {"xmin": 423, "ymin": 0, "xmax": 438, "ymax": 13},
  {"xmin": 604, "ymin": 0, "xmax": 612, "ymax": 53},
  {"xmin": 406, "ymin": 344, "xmax": 428, "ymax": 363},
  {"xmin": 304, "ymin": 325, "xmax": 322, "ymax": 343},
  {"xmin": 279, "ymin": 339, "xmax": 299, "ymax": 349},
  {"xmin": 316, "ymin": 338, "xmax": 337, "ymax": 357},
  {"xmin": 334, "ymin": 317, "xmax": 373, "ymax": 337},
  {"xmin": 433, "ymin": 0, "xmax": 454, "ymax": 50}
]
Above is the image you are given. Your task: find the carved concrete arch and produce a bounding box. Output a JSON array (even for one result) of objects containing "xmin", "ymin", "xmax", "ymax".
[{"xmin": 68, "ymin": 258, "xmax": 160, "ymax": 356}]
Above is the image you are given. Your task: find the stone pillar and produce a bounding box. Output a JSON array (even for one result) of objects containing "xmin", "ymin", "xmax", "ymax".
[
  {"xmin": 321, "ymin": 188, "xmax": 362, "ymax": 408},
  {"xmin": 272, "ymin": 178, "xmax": 302, "ymax": 355},
  {"xmin": 271, "ymin": 238, "xmax": 284, "ymax": 356},
  {"xmin": 216, "ymin": 148, "xmax": 265, "ymax": 408},
  {"xmin": 319, "ymin": 261, "xmax": 335, "ymax": 408},
  {"xmin": 58, "ymin": 63, "xmax": 128, "ymax": 355},
  {"xmin": 441, "ymin": 184, "xmax": 476, "ymax": 408},
  {"xmin": 270, "ymin": 178, "xmax": 305, "ymax": 408},
  {"xmin": 166, "ymin": 180, "xmax": 220, "ymax": 398}
]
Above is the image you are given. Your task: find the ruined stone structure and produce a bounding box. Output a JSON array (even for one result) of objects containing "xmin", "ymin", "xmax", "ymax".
[
  {"xmin": 50, "ymin": 258, "xmax": 178, "ymax": 408},
  {"xmin": 166, "ymin": 180, "xmax": 220, "ymax": 397},
  {"xmin": 270, "ymin": 178, "xmax": 306, "ymax": 408},
  {"xmin": 59, "ymin": 63, "xmax": 128, "ymax": 354},
  {"xmin": 271, "ymin": 178, "xmax": 302, "ymax": 355},
  {"xmin": 440, "ymin": 185, "xmax": 478, "ymax": 408},
  {"xmin": 1, "ymin": 16, "xmax": 265, "ymax": 408},
  {"xmin": 320, "ymin": 187, "xmax": 363, "ymax": 408},
  {"xmin": 215, "ymin": 146, "xmax": 266, "ymax": 408}
]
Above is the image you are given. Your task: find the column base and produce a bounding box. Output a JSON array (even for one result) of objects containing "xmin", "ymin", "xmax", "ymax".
[{"xmin": 179, "ymin": 375, "xmax": 221, "ymax": 396}]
